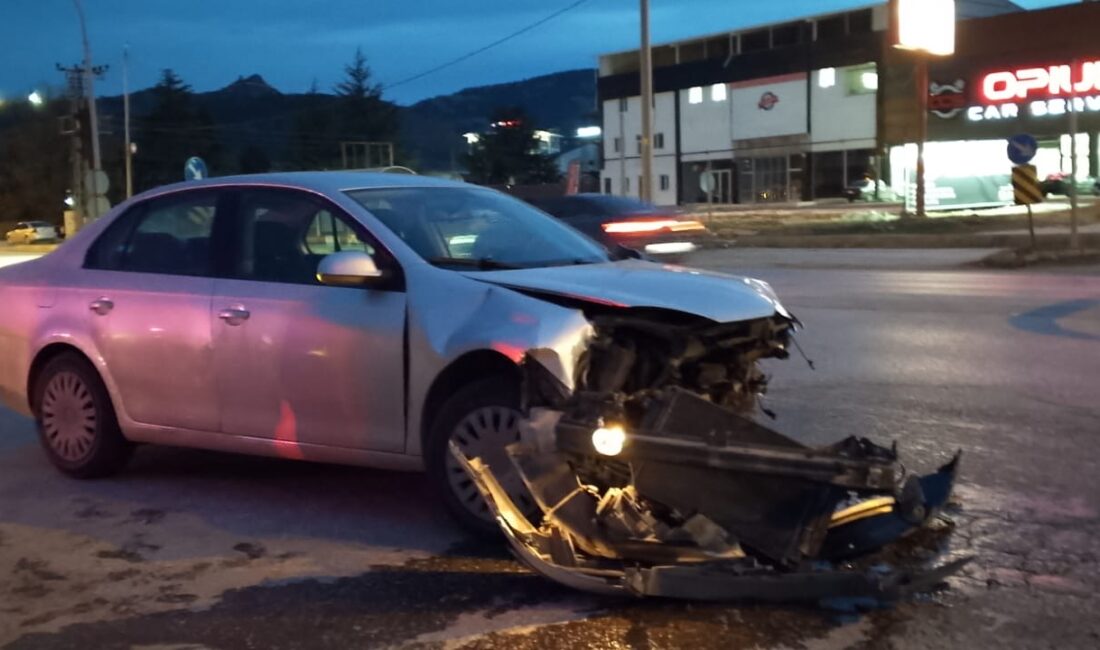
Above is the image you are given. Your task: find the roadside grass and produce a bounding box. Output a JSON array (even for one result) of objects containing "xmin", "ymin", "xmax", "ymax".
[{"xmin": 700, "ymin": 203, "xmax": 1100, "ymax": 238}]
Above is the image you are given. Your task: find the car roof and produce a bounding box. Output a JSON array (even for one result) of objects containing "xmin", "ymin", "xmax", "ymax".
[{"xmin": 132, "ymin": 171, "xmax": 467, "ymax": 202}]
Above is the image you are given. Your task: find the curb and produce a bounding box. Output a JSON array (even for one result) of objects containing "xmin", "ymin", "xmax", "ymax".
[
  {"xmin": 0, "ymin": 244, "xmax": 59, "ymax": 254},
  {"xmin": 977, "ymin": 248, "xmax": 1100, "ymax": 269}
]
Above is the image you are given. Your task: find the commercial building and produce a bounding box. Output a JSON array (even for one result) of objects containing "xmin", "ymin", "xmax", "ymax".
[
  {"xmin": 883, "ymin": 2, "xmax": 1100, "ymax": 209},
  {"xmin": 598, "ymin": 0, "xmax": 1099, "ymax": 208}
]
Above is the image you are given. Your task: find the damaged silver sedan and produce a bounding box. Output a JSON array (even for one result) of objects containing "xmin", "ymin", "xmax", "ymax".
[{"xmin": 0, "ymin": 172, "xmax": 964, "ymax": 600}]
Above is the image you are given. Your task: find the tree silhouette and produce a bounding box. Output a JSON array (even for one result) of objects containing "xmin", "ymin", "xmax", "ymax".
[
  {"xmin": 333, "ymin": 49, "xmax": 399, "ymax": 150},
  {"xmin": 465, "ymin": 107, "xmax": 561, "ymax": 185},
  {"xmin": 133, "ymin": 69, "xmax": 220, "ymax": 190}
]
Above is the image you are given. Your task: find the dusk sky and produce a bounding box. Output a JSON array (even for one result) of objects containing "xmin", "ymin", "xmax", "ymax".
[{"xmin": 0, "ymin": 0, "xmax": 1075, "ymax": 106}]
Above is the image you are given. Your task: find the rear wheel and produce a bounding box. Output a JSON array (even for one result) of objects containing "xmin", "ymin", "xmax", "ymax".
[
  {"xmin": 426, "ymin": 376, "xmax": 536, "ymax": 537},
  {"xmin": 33, "ymin": 353, "xmax": 132, "ymax": 478}
]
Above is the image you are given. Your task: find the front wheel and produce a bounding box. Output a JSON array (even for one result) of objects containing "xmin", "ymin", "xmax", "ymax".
[
  {"xmin": 425, "ymin": 376, "xmax": 536, "ymax": 537},
  {"xmin": 33, "ymin": 353, "xmax": 132, "ymax": 478}
]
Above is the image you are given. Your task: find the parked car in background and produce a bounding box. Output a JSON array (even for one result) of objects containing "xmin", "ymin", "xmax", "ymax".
[
  {"xmin": 843, "ymin": 178, "xmax": 896, "ymax": 202},
  {"xmin": 528, "ymin": 194, "xmax": 712, "ymax": 260},
  {"xmin": 5, "ymin": 221, "xmax": 59, "ymax": 244},
  {"xmin": 1041, "ymin": 173, "xmax": 1100, "ymax": 198}
]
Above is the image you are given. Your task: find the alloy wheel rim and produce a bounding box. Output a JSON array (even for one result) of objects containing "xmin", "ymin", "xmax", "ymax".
[
  {"xmin": 40, "ymin": 372, "xmax": 97, "ymax": 462},
  {"xmin": 444, "ymin": 405, "xmax": 535, "ymax": 523}
]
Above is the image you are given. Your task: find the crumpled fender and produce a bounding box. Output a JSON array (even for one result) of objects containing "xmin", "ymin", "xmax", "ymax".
[{"xmin": 403, "ymin": 273, "xmax": 593, "ymax": 456}]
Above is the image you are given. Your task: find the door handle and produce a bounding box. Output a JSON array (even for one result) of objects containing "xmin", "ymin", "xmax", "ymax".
[
  {"xmin": 218, "ymin": 306, "xmax": 250, "ymax": 326},
  {"xmin": 89, "ymin": 298, "xmax": 114, "ymax": 316}
]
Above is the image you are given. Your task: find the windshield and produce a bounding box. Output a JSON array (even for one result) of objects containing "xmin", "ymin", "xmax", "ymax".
[{"xmin": 346, "ymin": 187, "xmax": 611, "ymax": 270}]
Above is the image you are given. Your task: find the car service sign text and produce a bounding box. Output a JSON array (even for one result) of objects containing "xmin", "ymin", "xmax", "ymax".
[{"xmin": 966, "ymin": 59, "xmax": 1100, "ymax": 122}]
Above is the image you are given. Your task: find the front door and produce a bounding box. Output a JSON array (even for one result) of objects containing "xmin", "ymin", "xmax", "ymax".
[
  {"xmin": 212, "ymin": 188, "xmax": 407, "ymax": 453},
  {"xmin": 80, "ymin": 189, "xmax": 223, "ymax": 432}
]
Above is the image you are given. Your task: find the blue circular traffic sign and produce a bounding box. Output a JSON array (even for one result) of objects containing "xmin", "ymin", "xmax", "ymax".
[
  {"xmin": 1007, "ymin": 134, "xmax": 1038, "ymax": 166},
  {"xmin": 184, "ymin": 156, "xmax": 208, "ymax": 181}
]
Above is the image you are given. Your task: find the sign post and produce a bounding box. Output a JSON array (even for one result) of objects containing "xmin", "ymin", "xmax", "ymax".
[
  {"xmin": 1012, "ymin": 165, "xmax": 1042, "ymax": 250},
  {"xmin": 1008, "ymin": 134, "xmax": 1041, "ymax": 250},
  {"xmin": 700, "ymin": 172, "xmax": 716, "ymax": 224}
]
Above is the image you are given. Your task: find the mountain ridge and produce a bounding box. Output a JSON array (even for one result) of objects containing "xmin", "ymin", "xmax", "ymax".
[{"xmin": 96, "ymin": 68, "xmax": 597, "ymax": 172}]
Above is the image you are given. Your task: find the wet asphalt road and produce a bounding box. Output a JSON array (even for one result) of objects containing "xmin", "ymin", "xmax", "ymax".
[{"xmin": 2, "ymin": 249, "xmax": 1099, "ymax": 649}]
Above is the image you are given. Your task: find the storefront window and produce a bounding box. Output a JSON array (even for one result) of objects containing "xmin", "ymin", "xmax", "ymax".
[{"xmin": 846, "ymin": 65, "xmax": 878, "ymax": 95}]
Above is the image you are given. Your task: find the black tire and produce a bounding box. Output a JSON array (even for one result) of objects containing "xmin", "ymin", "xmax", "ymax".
[
  {"xmin": 425, "ymin": 375, "xmax": 533, "ymax": 538},
  {"xmin": 32, "ymin": 352, "xmax": 132, "ymax": 478}
]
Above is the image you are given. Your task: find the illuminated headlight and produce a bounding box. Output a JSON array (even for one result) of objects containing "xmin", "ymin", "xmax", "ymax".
[{"xmin": 592, "ymin": 425, "xmax": 626, "ymax": 456}]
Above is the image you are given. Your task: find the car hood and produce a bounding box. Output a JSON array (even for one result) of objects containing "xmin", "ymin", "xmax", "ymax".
[{"xmin": 463, "ymin": 259, "xmax": 791, "ymax": 323}]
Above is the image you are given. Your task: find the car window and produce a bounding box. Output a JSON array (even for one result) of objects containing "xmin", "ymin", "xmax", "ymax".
[
  {"xmin": 304, "ymin": 210, "xmax": 371, "ymax": 256},
  {"xmin": 585, "ymin": 195, "xmax": 659, "ymax": 215},
  {"xmin": 230, "ymin": 189, "xmax": 379, "ymax": 285},
  {"xmin": 533, "ymin": 199, "xmax": 585, "ymax": 220},
  {"xmin": 85, "ymin": 191, "xmax": 217, "ymax": 276},
  {"xmin": 347, "ymin": 187, "xmax": 609, "ymax": 269}
]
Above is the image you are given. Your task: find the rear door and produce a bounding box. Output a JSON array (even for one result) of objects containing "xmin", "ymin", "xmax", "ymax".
[
  {"xmin": 79, "ymin": 189, "xmax": 223, "ymax": 432},
  {"xmin": 211, "ymin": 188, "xmax": 407, "ymax": 453}
]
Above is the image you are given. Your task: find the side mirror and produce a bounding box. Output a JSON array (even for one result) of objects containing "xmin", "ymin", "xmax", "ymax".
[{"xmin": 317, "ymin": 251, "xmax": 385, "ymax": 287}]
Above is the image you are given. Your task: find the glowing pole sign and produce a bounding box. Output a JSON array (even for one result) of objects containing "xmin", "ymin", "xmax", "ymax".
[{"xmin": 969, "ymin": 59, "xmax": 1100, "ymax": 122}]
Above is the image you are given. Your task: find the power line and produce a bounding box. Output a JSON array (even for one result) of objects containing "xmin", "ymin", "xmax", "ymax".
[
  {"xmin": 381, "ymin": 0, "xmax": 596, "ymax": 91},
  {"xmin": 127, "ymin": 0, "xmax": 597, "ymax": 134}
]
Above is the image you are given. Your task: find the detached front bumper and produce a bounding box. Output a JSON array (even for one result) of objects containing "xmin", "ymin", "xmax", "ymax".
[{"xmin": 450, "ymin": 389, "xmax": 967, "ymax": 601}]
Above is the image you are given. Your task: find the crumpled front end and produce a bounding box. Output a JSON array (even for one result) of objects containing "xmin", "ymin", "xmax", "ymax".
[{"xmin": 452, "ymin": 305, "xmax": 968, "ymax": 601}]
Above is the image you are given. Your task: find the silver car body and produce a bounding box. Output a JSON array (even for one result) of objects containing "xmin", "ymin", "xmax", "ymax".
[{"xmin": 0, "ymin": 172, "xmax": 787, "ymax": 471}]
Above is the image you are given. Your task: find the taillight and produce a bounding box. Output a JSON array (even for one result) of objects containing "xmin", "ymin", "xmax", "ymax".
[{"xmin": 601, "ymin": 218, "xmax": 705, "ymax": 235}]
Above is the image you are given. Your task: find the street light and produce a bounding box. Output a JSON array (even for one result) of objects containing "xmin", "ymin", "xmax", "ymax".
[
  {"xmin": 891, "ymin": 0, "xmax": 956, "ymax": 218},
  {"xmin": 27, "ymin": 91, "xmax": 45, "ymax": 107}
]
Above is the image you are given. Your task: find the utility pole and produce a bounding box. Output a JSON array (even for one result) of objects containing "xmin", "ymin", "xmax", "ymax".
[
  {"xmin": 639, "ymin": 0, "xmax": 654, "ymax": 203},
  {"xmin": 123, "ymin": 45, "xmax": 133, "ymax": 199},
  {"xmin": 72, "ymin": 0, "xmax": 108, "ymax": 219},
  {"xmin": 1069, "ymin": 57, "xmax": 1081, "ymax": 250},
  {"xmin": 58, "ymin": 64, "xmax": 86, "ymax": 227}
]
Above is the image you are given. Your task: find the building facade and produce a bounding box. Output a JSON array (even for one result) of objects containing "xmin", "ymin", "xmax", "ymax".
[
  {"xmin": 597, "ymin": 0, "xmax": 1099, "ymax": 208},
  {"xmin": 881, "ymin": 3, "xmax": 1100, "ymax": 210}
]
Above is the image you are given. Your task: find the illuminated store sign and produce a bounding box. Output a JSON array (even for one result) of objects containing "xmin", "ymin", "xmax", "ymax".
[
  {"xmin": 980, "ymin": 61, "xmax": 1100, "ymax": 102},
  {"xmin": 964, "ymin": 59, "xmax": 1100, "ymax": 122}
]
